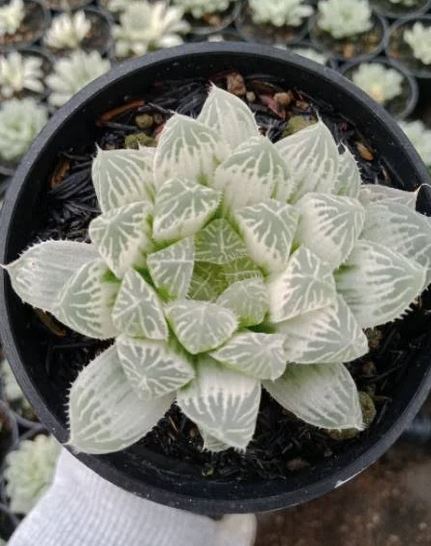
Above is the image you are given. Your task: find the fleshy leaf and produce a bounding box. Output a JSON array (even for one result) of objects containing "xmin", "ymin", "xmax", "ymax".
[
  {"xmin": 197, "ymin": 85, "xmax": 260, "ymax": 152},
  {"xmin": 199, "ymin": 428, "xmax": 231, "ymax": 453},
  {"xmin": 4, "ymin": 240, "xmax": 98, "ymax": 313},
  {"xmin": 152, "ymin": 177, "xmax": 221, "ymax": 243},
  {"xmin": 264, "ymin": 363, "xmax": 363, "ymax": 431},
  {"xmin": 188, "ymin": 262, "xmax": 228, "ymax": 301},
  {"xmin": 362, "ymin": 201, "xmax": 431, "ymax": 284},
  {"xmin": 194, "ymin": 218, "xmax": 247, "ymax": 264},
  {"xmin": 359, "ymin": 184, "xmax": 418, "ymax": 209},
  {"xmin": 89, "ymin": 202, "xmax": 152, "ymax": 278},
  {"xmin": 112, "ymin": 269, "xmax": 168, "ymax": 339},
  {"xmin": 92, "ymin": 147, "xmax": 155, "ymax": 213},
  {"xmin": 116, "ymin": 336, "xmax": 194, "ymax": 401},
  {"xmin": 56, "ymin": 260, "xmax": 118, "ymax": 339},
  {"xmin": 222, "ymin": 257, "xmax": 263, "ymax": 284},
  {"xmin": 294, "ymin": 193, "xmax": 365, "ymax": 269},
  {"xmin": 166, "ymin": 300, "xmax": 238, "ymax": 354},
  {"xmin": 334, "ymin": 147, "xmax": 362, "ymax": 198},
  {"xmin": 275, "ymin": 118, "xmax": 339, "ymax": 200},
  {"xmin": 147, "ymin": 237, "xmax": 194, "ymax": 301},
  {"xmin": 335, "ymin": 240, "xmax": 427, "ymax": 328},
  {"xmin": 210, "ymin": 331, "xmax": 286, "ymax": 380},
  {"xmin": 154, "ymin": 114, "xmax": 228, "ymax": 184},
  {"xmin": 213, "ymin": 136, "xmax": 293, "ymax": 210},
  {"xmin": 276, "ymin": 295, "xmax": 368, "ymax": 364},
  {"xmin": 68, "ymin": 346, "xmax": 174, "ymax": 454},
  {"xmin": 177, "ymin": 356, "xmax": 261, "ymax": 450},
  {"xmin": 268, "ymin": 247, "xmax": 336, "ymax": 323},
  {"xmin": 234, "ymin": 200, "xmax": 299, "ymax": 273},
  {"xmin": 216, "ymin": 278, "xmax": 268, "ymax": 327}
]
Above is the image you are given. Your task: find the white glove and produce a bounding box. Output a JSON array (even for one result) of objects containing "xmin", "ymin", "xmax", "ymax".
[{"xmin": 9, "ymin": 449, "xmax": 256, "ymax": 546}]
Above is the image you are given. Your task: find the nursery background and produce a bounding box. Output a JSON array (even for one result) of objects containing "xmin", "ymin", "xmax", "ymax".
[{"xmin": 0, "ymin": 0, "xmax": 431, "ymax": 544}]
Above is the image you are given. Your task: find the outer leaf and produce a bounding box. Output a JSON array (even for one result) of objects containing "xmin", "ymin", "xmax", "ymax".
[
  {"xmin": 112, "ymin": 269, "xmax": 168, "ymax": 339},
  {"xmin": 275, "ymin": 119, "xmax": 339, "ymax": 200},
  {"xmin": 177, "ymin": 356, "xmax": 261, "ymax": 450},
  {"xmin": 89, "ymin": 202, "xmax": 152, "ymax": 278},
  {"xmin": 213, "ymin": 136, "xmax": 293, "ymax": 210},
  {"xmin": 294, "ymin": 193, "xmax": 365, "ymax": 269},
  {"xmin": 335, "ymin": 240, "xmax": 427, "ymax": 328},
  {"xmin": 268, "ymin": 247, "xmax": 336, "ymax": 323},
  {"xmin": 92, "ymin": 147, "xmax": 155, "ymax": 213},
  {"xmin": 216, "ymin": 278, "xmax": 268, "ymax": 327},
  {"xmin": 56, "ymin": 260, "xmax": 118, "ymax": 339},
  {"xmin": 154, "ymin": 114, "xmax": 228, "ymax": 184},
  {"xmin": 264, "ymin": 363, "xmax": 363, "ymax": 430},
  {"xmin": 234, "ymin": 200, "xmax": 299, "ymax": 273},
  {"xmin": 197, "ymin": 85, "xmax": 259, "ymax": 152},
  {"xmin": 210, "ymin": 331, "xmax": 286, "ymax": 380},
  {"xmin": 116, "ymin": 336, "xmax": 194, "ymax": 400},
  {"xmin": 359, "ymin": 183, "xmax": 418, "ymax": 209},
  {"xmin": 334, "ymin": 147, "xmax": 362, "ymax": 198},
  {"xmin": 152, "ymin": 177, "xmax": 221, "ymax": 243},
  {"xmin": 188, "ymin": 262, "xmax": 228, "ymax": 301},
  {"xmin": 68, "ymin": 346, "xmax": 174, "ymax": 454},
  {"xmin": 199, "ymin": 427, "xmax": 231, "ymax": 453},
  {"xmin": 194, "ymin": 218, "xmax": 247, "ymax": 264},
  {"xmin": 362, "ymin": 201, "xmax": 431, "ymax": 284},
  {"xmin": 147, "ymin": 237, "xmax": 194, "ymax": 301},
  {"xmin": 166, "ymin": 300, "xmax": 238, "ymax": 354},
  {"xmin": 276, "ymin": 295, "xmax": 368, "ymax": 364},
  {"xmin": 4, "ymin": 240, "xmax": 98, "ymax": 313},
  {"xmin": 222, "ymin": 257, "xmax": 263, "ymax": 284}
]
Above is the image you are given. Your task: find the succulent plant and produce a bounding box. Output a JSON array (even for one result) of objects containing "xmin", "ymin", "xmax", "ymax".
[
  {"xmin": 0, "ymin": 50, "xmax": 44, "ymax": 99},
  {"xmin": 105, "ymin": 0, "xmax": 129, "ymax": 13},
  {"xmin": 5, "ymin": 86, "xmax": 431, "ymax": 455},
  {"xmin": 249, "ymin": 0, "xmax": 314, "ymax": 28},
  {"xmin": 317, "ymin": 0, "xmax": 373, "ymax": 39},
  {"xmin": 400, "ymin": 120, "xmax": 431, "ymax": 169},
  {"xmin": 291, "ymin": 46, "xmax": 328, "ymax": 65},
  {"xmin": 351, "ymin": 63, "xmax": 403, "ymax": 104},
  {"xmin": 173, "ymin": 0, "xmax": 231, "ymax": 18},
  {"xmin": 404, "ymin": 22, "xmax": 431, "ymax": 65},
  {"xmin": 44, "ymin": 10, "xmax": 91, "ymax": 51},
  {"xmin": 114, "ymin": 1, "xmax": 190, "ymax": 58},
  {"xmin": 0, "ymin": 0, "xmax": 25, "ymax": 37},
  {"xmin": 5, "ymin": 435, "xmax": 60, "ymax": 514},
  {"xmin": 1, "ymin": 359, "xmax": 31, "ymax": 410},
  {"xmin": 0, "ymin": 98, "xmax": 48, "ymax": 163},
  {"xmin": 46, "ymin": 50, "xmax": 111, "ymax": 107}
]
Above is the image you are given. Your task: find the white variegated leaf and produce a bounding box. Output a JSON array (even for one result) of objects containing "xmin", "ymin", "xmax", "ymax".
[
  {"xmin": 89, "ymin": 202, "xmax": 152, "ymax": 278},
  {"xmin": 92, "ymin": 147, "xmax": 155, "ymax": 213},
  {"xmin": 222, "ymin": 257, "xmax": 263, "ymax": 284},
  {"xmin": 234, "ymin": 200, "xmax": 299, "ymax": 274},
  {"xmin": 199, "ymin": 427, "xmax": 231, "ymax": 452},
  {"xmin": 68, "ymin": 345, "xmax": 174, "ymax": 454},
  {"xmin": 210, "ymin": 331, "xmax": 286, "ymax": 380},
  {"xmin": 147, "ymin": 237, "xmax": 194, "ymax": 301},
  {"xmin": 294, "ymin": 193, "xmax": 365, "ymax": 269},
  {"xmin": 216, "ymin": 278, "xmax": 268, "ymax": 327},
  {"xmin": 4, "ymin": 240, "xmax": 99, "ymax": 313},
  {"xmin": 55, "ymin": 260, "xmax": 118, "ymax": 339},
  {"xmin": 112, "ymin": 269, "xmax": 168, "ymax": 339},
  {"xmin": 198, "ymin": 85, "xmax": 260, "ymax": 152},
  {"xmin": 275, "ymin": 119, "xmax": 339, "ymax": 200},
  {"xmin": 188, "ymin": 262, "xmax": 228, "ymax": 301},
  {"xmin": 177, "ymin": 356, "xmax": 261, "ymax": 450},
  {"xmin": 268, "ymin": 246, "xmax": 336, "ymax": 323},
  {"xmin": 362, "ymin": 202, "xmax": 431, "ymax": 284},
  {"xmin": 335, "ymin": 240, "xmax": 427, "ymax": 328},
  {"xmin": 359, "ymin": 183, "xmax": 418, "ymax": 209},
  {"xmin": 116, "ymin": 336, "xmax": 194, "ymax": 400},
  {"xmin": 334, "ymin": 146, "xmax": 362, "ymax": 198},
  {"xmin": 194, "ymin": 218, "xmax": 247, "ymax": 264},
  {"xmin": 264, "ymin": 363, "xmax": 363, "ymax": 430},
  {"xmin": 276, "ymin": 295, "xmax": 368, "ymax": 364},
  {"xmin": 166, "ymin": 300, "xmax": 238, "ymax": 354},
  {"xmin": 154, "ymin": 114, "xmax": 228, "ymax": 185},
  {"xmin": 152, "ymin": 177, "xmax": 221, "ymax": 243}
]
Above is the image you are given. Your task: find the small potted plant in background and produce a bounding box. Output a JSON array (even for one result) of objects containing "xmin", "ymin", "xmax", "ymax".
[
  {"xmin": 236, "ymin": 0, "xmax": 314, "ymax": 46},
  {"xmin": 172, "ymin": 0, "xmax": 241, "ymax": 36},
  {"xmin": 44, "ymin": 0, "xmax": 91, "ymax": 11},
  {"xmin": 0, "ymin": 0, "xmax": 50, "ymax": 50},
  {"xmin": 342, "ymin": 58, "xmax": 418, "ymax": 119},
  {"xmin": 371, "ymin": 0, "xmax": 431, "ymax": 19},
  {"xmin": 309, "ymin": 0, "xmax": 387, "ymax": 62},
  {"xmin": 400, "ymin": 119, "xmax": 431, "ymax": 174}
]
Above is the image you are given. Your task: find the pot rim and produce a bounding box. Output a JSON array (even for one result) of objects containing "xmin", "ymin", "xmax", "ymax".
[
  {"xmin": 371, "ymin": 0, "xmax": 431, "ymax": 20},
  {"xmin": 0, "ymin": 42, "xmax": 430, "ymax": 514}
]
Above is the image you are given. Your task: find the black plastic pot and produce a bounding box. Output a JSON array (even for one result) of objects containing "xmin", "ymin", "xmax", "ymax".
[
  {"xmin": 0, "ymin": 43, "xmax": 431, "ymax": 515},
  {"xmin": 371, "ymin": 0, "xmax": 431, "ymax": 19}
]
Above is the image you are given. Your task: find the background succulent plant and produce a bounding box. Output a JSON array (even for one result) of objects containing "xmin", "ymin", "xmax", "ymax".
[
  {"xmin": 0, "ymin": 51, "xmax": 44, "ymax": 98},
  {"xmin": 291, "ymin": 46, "xmax": 328, "ymax": 65},
  {"xmin": 351, "ymin": 63, "xmax": 403, "ymax": 104},
  {"xmin": 317, "ymin": 0, "xmax": 373, "ymax": 38},
  {"xmin": 249, "ymin": 0, "xmax": 314, "ymax": 27},
  {"xmin": 0, "ymin": 0, "xmax": 25, "ymax": 37},
  {"xmin": 1, "ymin": 359, "xmax": 31, "ymax": 411},
  {"xmin": 404, "ymin": 22, "xmax": 431, "ymax": 65},
  {"xmin": 6, "ymin": 86, "xmax": 431, "ymax": 455},
  {"xmin": 173, "ymin": 0, "xmax": 232, "ymax": 19},
  {"xmin": 44, "ymin": 10, "xmax": 91, "ymax": 51},
  {"xmin": 400, "ymin": 119, "xmax": 431, "ymax": 170}
]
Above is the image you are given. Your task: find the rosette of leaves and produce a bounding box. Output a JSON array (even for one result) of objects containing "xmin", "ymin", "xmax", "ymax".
[
  {"xmin": 5, "ymin": 86, "xmax": 431, "ymax": 455},
  {"xmin": 0, "ymin": 0, "xmax": 25, "ymax": 37},
  {"xmin": 351, "ymin": 63, "xmax": 403, "ymax": 104},
  {"xmin": 173, "ymin": 0, "xmax": 232, "ymax": 19},
  {"xmin": 249, "ymin": 0, "xmax": 314, "ymax": 28},
  {"xmin": 404, "ymin": 22, "xmax": 431, "ymax": 65},
  {"xmin": 0, "ymin": 50, "xmax": 44, "ymax": 99},
  {"xmin": 317, "ymin": 0, "xmax": 373, "ymax": 39},
  {"xmin": 44, "ymin": 10, "xmax": 91, "ymax": 51}
]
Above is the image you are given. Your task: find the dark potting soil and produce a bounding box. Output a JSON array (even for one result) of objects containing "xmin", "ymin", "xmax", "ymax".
[{"xmin": 28, "ymin": 71, "xmax": 431, "ymax": 481}]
